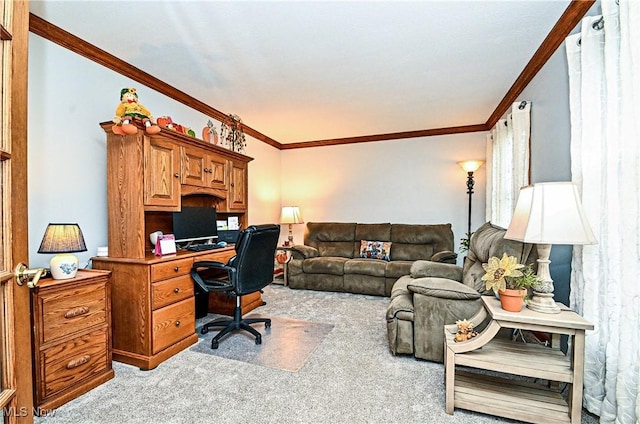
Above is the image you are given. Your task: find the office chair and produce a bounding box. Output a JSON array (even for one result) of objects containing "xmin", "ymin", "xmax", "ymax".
[{"xmin": 191, "ymin": 224, "xmax": 280, "ymax": 349}]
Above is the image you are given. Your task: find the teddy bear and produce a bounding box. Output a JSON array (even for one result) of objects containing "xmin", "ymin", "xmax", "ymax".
[{"xmin": 112, "ymin": 88, "xmax": 161, "ymax": 135}]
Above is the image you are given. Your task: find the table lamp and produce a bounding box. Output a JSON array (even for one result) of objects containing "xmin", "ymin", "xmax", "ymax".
[
  {"xmin": 38, "ymin": 223, "xmax": 87, "ymax": 279},
  {"xmin": 280, "ymin": 206, "xmax": 304, "ymax": 245},
  {"xmin": 504, "ymin": 182, "xmax": 597, "ymax": 313}
]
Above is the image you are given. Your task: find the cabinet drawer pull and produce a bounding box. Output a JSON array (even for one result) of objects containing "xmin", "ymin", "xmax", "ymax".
[
  {"xmin": 66, "ymin": 355, "xmax": 90, "ymax": 369},
  {"xmin": 64, "ymin": 306, "xmax": 89, "ymax": 319},
  {"xmin": 174, "ymin": 266, "xmax": 179, "ymax": 272},
  {"xmin": 174, "ymin": 173, "xmax": 180, "ymax": 178},
  {"xmin": 175, "ymin": 320, "xmax": 181, "ymax": 327},
  {"xmin": 174, "ymin": 287, "xmax": 180, "ymax": 293}
]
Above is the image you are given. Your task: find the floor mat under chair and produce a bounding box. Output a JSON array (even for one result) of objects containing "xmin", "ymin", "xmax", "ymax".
[{"xmin": 191, "ymin": 314, "xmax": 334, "ymax": 372}]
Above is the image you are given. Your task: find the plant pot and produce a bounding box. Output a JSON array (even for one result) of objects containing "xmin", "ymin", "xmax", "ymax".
[{"xmin": 497, "ymin": 288, "xmax": 526, "ymax": 312}]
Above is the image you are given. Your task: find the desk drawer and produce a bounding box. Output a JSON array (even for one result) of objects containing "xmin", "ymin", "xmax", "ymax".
[
  {"xmin": 41, "ymin": 326, "xmax": 109, "ymax": 398},
  {"xmin": 39, "ymin": 282, "xmax": 107, "ymax": 345},
  {"xmin": 151, "ymin": 258, "xmax": 193, "ymax": 282},
  {"xmin": 152, "ymin": 298, "xmax": 195, "ymax": 354},
  {"xmin": 152, "ymin": 275, "xmax": 194, "ymax": 310}
]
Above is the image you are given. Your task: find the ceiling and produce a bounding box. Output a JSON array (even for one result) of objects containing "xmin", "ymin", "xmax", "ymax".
[{"xmin": 29, "ymin": 0, "xmax": 573, "ymax": 145}]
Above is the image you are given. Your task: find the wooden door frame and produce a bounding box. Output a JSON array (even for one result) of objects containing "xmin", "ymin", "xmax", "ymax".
[{"xmin": 10, "ymin": 1, "xmax": 34, "ymax": 421}]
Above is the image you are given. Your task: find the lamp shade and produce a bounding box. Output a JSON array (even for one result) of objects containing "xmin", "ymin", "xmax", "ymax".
[
  {"xmin": 38, "ymin": 223, "xmax": 87, "ymax": 280},
  {"xmin": 504, "ymin": 182, "xmax": 597, "ymax": 245},
  {"xmin": 38, "ymin": 223, "xmax": 87, "ymax": 253},
  {"xmin": 458, "ymin": 160, "xmax": 484, "ymax": 173},
  {"xmin": 280, "ymin": 206, "xmax": 304, "ymax": 225}
]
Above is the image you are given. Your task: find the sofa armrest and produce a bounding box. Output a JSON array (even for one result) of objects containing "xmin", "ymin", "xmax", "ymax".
[
  {"xmin": 410, "ymin": 260, "xmax": 462, "ymax": 281},
  {"xmin": 430, "ymin": 250, "xmax": 457, "ymax": 264},
  {"xmin": 289, "ymin": 245, "xmax": 319, "ymax": 259},
  {"xmin": 407, "ymin": 277, "xmax": 481, "ymax": 300}
]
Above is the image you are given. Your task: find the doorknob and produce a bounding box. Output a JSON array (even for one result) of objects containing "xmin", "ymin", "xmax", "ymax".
[{"xmin": 15, "ymin": 263, "xmax": 46, "ymax": 288}]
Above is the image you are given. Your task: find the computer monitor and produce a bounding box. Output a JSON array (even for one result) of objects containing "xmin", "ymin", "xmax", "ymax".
[{"xmin": 172, "ymin": 207, "xmax": 218, "ymax": 244}]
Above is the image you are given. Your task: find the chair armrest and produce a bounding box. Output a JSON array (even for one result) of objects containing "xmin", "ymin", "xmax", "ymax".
[
  {"xmin": 191, "ymin": 261, "xmax": 234, "ymax": 293},
  {"xmin": 408, "ymin": 277, "xmax": 481, "ymax": 300},
  {"xmin": 289, "ymin": 245, "xmax": 319, "ymax": 259},
  {"xmin": 430, "ymin": 250, "xmax": 458, "ymax": 264},
  {"xmin": 410, "ymin": 260, "xmax": 462, "ymax": 281}
]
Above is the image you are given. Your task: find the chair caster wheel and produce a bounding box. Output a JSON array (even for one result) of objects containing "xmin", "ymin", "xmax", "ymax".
[
  {"xmin": 211, "ymin": 340, "xmax": 219, "ymax": 349},
  {"xmin": 265, "ymin": 321, "xmax": 271, "ymax": 329},
  {"xmin": 255, "ymin": 335, "xmax": 262, "ymax": 345},
  {"xmin": 201, "ymin": 327, "xmax": 209, "ymax": 335}
]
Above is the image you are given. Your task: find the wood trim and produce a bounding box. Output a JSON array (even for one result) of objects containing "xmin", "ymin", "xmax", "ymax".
[
  {"xmin": 485, "ymin": 0, "xmax": 595, "ymax": 128},
  {"xmin": 29, "ymin": 2, "xmax": 593, "ymax": 150},
  {"xmin": 28, "ymin": 13, "xmax": 283, "ymax": 150},
  {"xmin": 281, "ymin": 124, "xmax": 490, "ymax": 149}
]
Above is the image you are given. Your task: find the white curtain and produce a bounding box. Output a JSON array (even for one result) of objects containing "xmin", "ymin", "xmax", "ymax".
[
  {"xmin": 485, "ymin": 101, "xmax": 531, "ymax": 228},
  {"xmin": 567, "ymin": 1, "xmax": 640, "ymax": 423}
]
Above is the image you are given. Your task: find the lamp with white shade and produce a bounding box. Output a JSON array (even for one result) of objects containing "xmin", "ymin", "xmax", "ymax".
[
  {"xmin": 280, "ymin": 206, "xmax": 304, "ymax": 245},
  {"xmin": 504, "ymin": 182, "xmax": 597, "ymax": 313},
  {"xmin": 38, "ymin": 223, "xmax": 88, "ymax": 280}
]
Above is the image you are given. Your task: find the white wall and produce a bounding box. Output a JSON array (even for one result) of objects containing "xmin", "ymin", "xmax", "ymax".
[
  {"xmin": 27, "ymin": 35, "xmax": 281, "ymax": 269},
  {"xmin": 281, "ymin": 134, "xmax": 487, "ymax": 251}
]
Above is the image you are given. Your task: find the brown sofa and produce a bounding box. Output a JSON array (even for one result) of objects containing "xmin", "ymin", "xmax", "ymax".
[
  {"xmin": 386, "ymin": 221, "xmax": 538, "ymax": 362},
  {"xmin": 286, "ymin": 222, "xmax": 457, "ymax": 296}
]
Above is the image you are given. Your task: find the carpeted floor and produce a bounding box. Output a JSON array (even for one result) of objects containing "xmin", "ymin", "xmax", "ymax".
[
  {"xmin": 34, "ymin": 284, "xmax": 600, "ymax": 424},
  {"xmin": 191, "ymin": 315, "xmax": 334, "ymax": 372}
]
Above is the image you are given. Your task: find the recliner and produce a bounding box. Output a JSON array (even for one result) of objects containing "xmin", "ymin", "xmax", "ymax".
[{"xmin": 191, "ymin": 224, "xmax": 280, "ymax": 349}]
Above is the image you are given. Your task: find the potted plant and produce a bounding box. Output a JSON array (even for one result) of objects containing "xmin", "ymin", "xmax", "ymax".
[{"xmin": 481, "ymin": 253, "xmax": 542, "ymax": 312}]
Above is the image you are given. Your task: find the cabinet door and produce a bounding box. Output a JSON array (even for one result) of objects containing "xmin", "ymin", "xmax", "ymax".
[
  {"xmin": 181, "ymin": 145, "xmax": 207, "ymax": 187},
  {"xmin": 207, "ymin": 153, "xmax": 228, "ymax": 190},
  {"xmin": 227, "ymin": 160, "xmax": 248, "ymax": 211},
  {"xmin": 144, "ymin": 137, "xmax": 180, "ymax": 209}
]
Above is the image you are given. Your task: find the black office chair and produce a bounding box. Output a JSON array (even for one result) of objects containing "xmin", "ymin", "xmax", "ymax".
[{"xmin": 191, "ymin": 224, "xmax": 280, "ymax": 349}]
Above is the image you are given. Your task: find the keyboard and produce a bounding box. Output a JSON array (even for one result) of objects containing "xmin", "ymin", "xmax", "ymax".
[{"xmin": 185, "ymin": 244, "xmax": 222, "ymax": 252}]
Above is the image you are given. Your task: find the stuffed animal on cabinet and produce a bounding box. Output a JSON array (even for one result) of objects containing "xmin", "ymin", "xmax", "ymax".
[{"xmin": 112, "ymin": 88, "xmax": 161, "ymax": 135}]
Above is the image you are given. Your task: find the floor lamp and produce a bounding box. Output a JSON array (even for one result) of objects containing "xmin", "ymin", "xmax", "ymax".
[
  {"xmin": 457, "ymin": 160, "xmax": 484, "ymax": 239},
  {"xmin": 505, "ymin": 182, "xmax": 597, "ymax": 313}
]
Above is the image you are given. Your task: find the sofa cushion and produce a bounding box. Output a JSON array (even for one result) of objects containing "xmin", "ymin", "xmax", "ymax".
[
  {"xmin": 344, "ymin": 258, "xmax": 387, "ymax": 277},
  {"xmin": 359, "ymin": 240, "xmax": 392, "ymax": 261},
  {"xmin": 410, "ymin": 260, "xmax": 463, "ymax": 281},
  {"xmin": 385, "ymin": 261, "xmax": 414, "ymax": 279},
  {"xmin": 302, "ymin": 257, "xmax": 348, "ymax": 276},
  {"xmin": 389, "ymin": 224, "xmax": 454, "ymax": 261},
  {"xmin": 353, "ymin": 223, "xmax": 391, "ymax": 256},
  {"xmin": 408, "ymin": 277, "xmax": 481, "ymax": 300},
  {"xmin": 305, "ymin": 222, "xmax": 356, "ymax": 258}
]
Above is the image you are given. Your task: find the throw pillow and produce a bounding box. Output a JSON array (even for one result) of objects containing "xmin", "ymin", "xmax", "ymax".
[{"xmin": 359, "ymin": 240, "xmax": 392, "ymax": 261}]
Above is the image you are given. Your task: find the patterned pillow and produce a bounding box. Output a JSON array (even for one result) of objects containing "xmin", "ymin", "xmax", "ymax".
[{"xmin": 359, "ymin": 240, "xmax": 392, "ymax": 261}]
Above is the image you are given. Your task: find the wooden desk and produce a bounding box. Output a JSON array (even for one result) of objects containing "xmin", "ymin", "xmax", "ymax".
[
  {"xmin": 31, "ymin": 269, "xmax": 114, "ymax": 413},
  {"xmin": 444, "ymin": 296, "xmax": 593, "ymax": 424},
  {"xmin": 93, "ymin": 246, "xmax": 239, "ymax": 370}
]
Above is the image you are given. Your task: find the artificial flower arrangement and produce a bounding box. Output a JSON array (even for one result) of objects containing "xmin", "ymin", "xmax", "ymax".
[{"xmin": 481, "ymin": 253, "xmax": 541, "ymax": 293}]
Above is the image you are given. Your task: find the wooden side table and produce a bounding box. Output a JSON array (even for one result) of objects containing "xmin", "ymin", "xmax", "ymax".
[
  {"xmin": 444, "ymin": 296, "xmax": 593, "ymax": 424},
  {"xmin": 31, "ymin": 269, "xmax": 114, "ymax": 414}
]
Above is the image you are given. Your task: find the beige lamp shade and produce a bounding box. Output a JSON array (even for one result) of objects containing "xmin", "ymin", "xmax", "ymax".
[
  {"xmin": 38, "ymin": 223, "xmax": 87, "ymax": 280},
  {"xmin": 457, "ymin": 160, "xmax": 484, "ymax": 173},
  {"xmin": 505, "ymin": 182, "xmax": 597, "ymax": 245},
  {"xmin": 280, "ymin": 206, "xmax": 304, "ymax": 224}
]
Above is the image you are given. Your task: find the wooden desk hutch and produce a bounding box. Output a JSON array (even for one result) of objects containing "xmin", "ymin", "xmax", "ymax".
[{"xmin": 93, "ymin": 121, "xmax": 253, "ymax": 370}]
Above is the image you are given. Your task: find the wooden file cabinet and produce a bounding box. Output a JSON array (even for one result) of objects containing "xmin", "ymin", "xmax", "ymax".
[
  {"xmin": 93, "ymin": 246, "xmax": 240, "ymax": 370},
  {"xmin": 31, "ymin": 269, "xmax": 114, "ymax": 413}
]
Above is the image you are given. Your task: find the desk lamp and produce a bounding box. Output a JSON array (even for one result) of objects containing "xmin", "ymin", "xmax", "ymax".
[
  {"xmin": 280, "ymin": 206, "xmax": 304, "ymax": 245},
  {"xmin": 38, "ymin": 223, "xmax": 87, "ymax": 280},
  {"xmin": 505, "ymin": 182, "xmax": 597, "ymax": 313}
]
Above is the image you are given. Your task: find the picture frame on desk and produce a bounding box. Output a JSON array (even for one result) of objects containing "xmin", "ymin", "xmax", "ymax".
[{"xmin": 155, "ymin": 234, "xmax": 176, "ymax": 256}]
